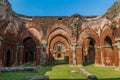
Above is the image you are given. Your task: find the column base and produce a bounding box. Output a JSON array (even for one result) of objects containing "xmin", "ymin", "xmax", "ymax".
[
  {"xmin": 115, "ymin": 67, "xmax": 120, "ymax": 71},
  {"xmin": 95, "ymin": 64, "xmax": 105, "ymax": 67},
  {"xmin": 69, "ymin": 64, "xmax": 83, "ymax": 67}
]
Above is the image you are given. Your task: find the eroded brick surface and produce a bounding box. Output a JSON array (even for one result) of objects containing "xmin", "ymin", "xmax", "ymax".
[{"xmin": 0, "ymin": 0, "xmax": 120, "ymax": 67}]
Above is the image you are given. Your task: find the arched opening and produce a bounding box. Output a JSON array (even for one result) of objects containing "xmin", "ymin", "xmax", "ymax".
[
  {"xmin": 105, "ymin": 36, "xmax": 112, "ymax": 47},
  {"xmin": 88, "ymin": 38, "xmax": 95, "ymax": 63},
  {"xmin": 5, "ymin": 50, "xmax": 11, "ymax": 67},
  {"xmin": 53, "ymin": 42, "xmax": 65, "ymax": 60},
  {"xmin": 104, "ymin": 36, "xmax": 113, "ymax": 66},
  {"xmin": 57, "ymin": 42, "xmax": 62, "ymax": 52},
  {"xmin": 58, "ymin": 54, "xmax": 62, "ymax": 58},
  {"xmin": 49, "ymin": 35, "xmax": 69, "ymax": 65},
  {"xmin": 84, "ymin": 38, "xmax": 95, "ymax": 64},
  {"xmin": 23, "ymin": 37, "xmax": 36, "ymax": 64}
]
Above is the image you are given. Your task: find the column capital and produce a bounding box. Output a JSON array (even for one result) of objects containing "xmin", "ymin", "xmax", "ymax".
[
  {"xmin": 95, "ymin": 46, "xmax": 101, "ymax": 49},
  {"xmin": 50, "ymin": 49, "xmax": 53, "ymax": 51},
  {"xmin": 36, "ymin": 45, "xmax": 42, "ymax": 48},
  {"xmin": 66, "ymin": 49, "xmax": 70, "ymax": 51},
  {"xmin": 42, "ymin": 43, "xmax": 47, "ymax": 47},
  {"xmin": 0, "ymin": 37, "xmax": 3, "ymax": 41},
  {"xmin": 71, "ymin": 43, "xmax": 77, "ymax": 46},
  {"xmin": 112, "ymin": 43, "xmax": 117, "ymax": 46},
  {"xmin": 76, "ymin": 45, "xmax": 82, "ymax": 48},
  {"xmin": 115, "ymin": 38, "xmax": 120, "ymax": 42},
  {"xmin": 18, "ymin": 46, "xmax": 24, "ymax": 48}
]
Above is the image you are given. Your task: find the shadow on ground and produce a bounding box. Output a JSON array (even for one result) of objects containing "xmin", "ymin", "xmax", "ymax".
[
  {"xmin": 1, "ymin": 60, "xmax": 120, "ymax": 80},
  {"xmin": 50, "ymin": 78, "xmax": 120, "ymax": 80},
  {"xmin": 50, "ymin": 59, "xmax": 68, "ymax": 66},
  {"xmin": 99, "ymin": 78, "xmax": 120, "ymax": 80},
  {"xmin": 83, "ymin": 62, "xmax": 94, "ymax": 66}
]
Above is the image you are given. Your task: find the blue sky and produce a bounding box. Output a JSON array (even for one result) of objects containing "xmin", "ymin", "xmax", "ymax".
[{"xmin": 8, "ymin": 0, "xmax": 116, "ymax": 16}]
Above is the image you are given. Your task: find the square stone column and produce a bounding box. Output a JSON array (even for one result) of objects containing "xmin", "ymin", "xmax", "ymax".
[
  {"xmin": 46, "ymin": 46, "xmax": 49, "ymax": 65},
  {"xmin": 76, "ymin": 45, "xmax": 83, "ymax": 66},
  {"xmin": 69, "ymin": 47, "xmax": 73, "ymax": 65},
  {"xmin": 36, "ymin": 45, "xmax": 42, "ymax": 65},
  {"xmin": 115, "ymin": 38, "xmax": 120, "ymax": 69},
  {"xmin": 112, "ymin": 44, "xmax": 119, "ymax": 67},
  {"xmin": 18, "ymin": 45, "xmax": 24, "ymax": 65},
  {"xmin": 0, "ymin": 39, "xmax": 3, "ymax": 66},
  {"xmin": 15, "ymin": 43, "xmax": 19, "ymax": 65},
  {"xmin": 95, "ymin": 45, "xmax": 102, "ymax": 65},
  {"xmin": 41, "ymin": 44, "xmax": 47, "ymax": 66},
  {"xmin": 71, "ymin": 44, "xmax": 77, "ymax": 66}
]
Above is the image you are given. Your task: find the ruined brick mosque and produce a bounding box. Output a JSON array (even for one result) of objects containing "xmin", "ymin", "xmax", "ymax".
[{"xmin": 0, "ymin": 0, "xmax": 120, "ymax": 69}]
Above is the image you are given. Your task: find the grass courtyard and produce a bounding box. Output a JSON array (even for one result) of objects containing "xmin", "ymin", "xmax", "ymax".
[{"xmin": 0, "ymin": 61, "xmax": 120, "ymax": 80}]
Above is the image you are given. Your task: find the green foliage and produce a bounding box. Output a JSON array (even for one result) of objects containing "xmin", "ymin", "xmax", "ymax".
[{"xmin": 57, "ymin": 46, "xmax": 61, "ymax": 51}]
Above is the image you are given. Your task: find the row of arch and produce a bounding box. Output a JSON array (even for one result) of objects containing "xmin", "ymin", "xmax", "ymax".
[{"xmin": 0, "ymin": 21, "xmax": 119, "ymax": 67}]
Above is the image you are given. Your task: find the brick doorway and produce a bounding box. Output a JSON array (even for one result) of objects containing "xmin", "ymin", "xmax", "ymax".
[
  {"xmin": 53, "ymin": 42, "xmax": 65, "ymax": 60},
  {"xmin": 23, "ymin": 37, "xmax": 36, "ymax": 64},
  {"xmin": 88, "ymin": 38, "xmax": 95, "ymax": 63},
  {"xmin": 49, "ymin": 35, "xmax": 70, "ymax": 65},
  {"xmin": 84, "ymin": 38, "xmax": 95, "ymax": 64},
  {"xmin": 104, "ymin": 36, "xmax": 113, "ymax": 66},
  {"xmin": 57, "ymin": 53, "xmax": 62, "ymax": 58},
  {"xmin": 5, "ymin": 50, "xmax": 11, "ymax": 67}
]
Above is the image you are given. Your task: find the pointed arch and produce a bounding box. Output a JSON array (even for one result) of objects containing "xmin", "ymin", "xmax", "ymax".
[
  {"xmin": 78, "ymin": 28, "xmax": 99, "ymax": 45},
  {"xmin": 102, "ymin": 36, "xmax": 114, "ymax": 66},
  {"xmin": 21, "ymin": 28, "xmax": 42, "ymax": 44},
  {"xmin": 47, "ymin": 28, "xmax": 71, "ymax": 46},
  {"xmin": 100, "ymin": 25, "xmax": 114, "ymax": 45},
  {"xmin": 47, "ymin": 23, "xmax": 71, "ymax": 37},
  {"xmin": 23, "ymin": 37, "xmax": 36, "ymax": 63}
]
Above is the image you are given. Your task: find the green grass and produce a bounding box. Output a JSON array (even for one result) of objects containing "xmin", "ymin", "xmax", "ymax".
[
  {"xmin": 46, "ymin": 64, "xmax": 84, "ymax": 79},
  {"xmin": 0, "ymin": 62, "xmax": 120, "ymax": 80},
  {"xmin": 84, "ymin": 64, "xmax": 120, "ymax": 80}
]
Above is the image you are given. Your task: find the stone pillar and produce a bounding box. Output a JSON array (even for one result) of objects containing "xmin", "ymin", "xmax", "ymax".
[
  {"xmin": 84, "ymin": 46, "xmax": 89, "ymax": 62},
  {"xmin": 46, "ymin": 46, "xmax": 49, "ymax": 65},
  {"xmin": 36, "ymin": 45, "xmax": 42, "ymax": 65},
  {"xmin": 76, "ymin": 45, "xmax": 83, "ymax": 66},
  {"xmin": 112, "ymin": 44, "xmax": 119, "ymax": 67},
  {"xmin": 71, "ymin": 44, "xmax": 77, "ymax": 66},
  {"xmin": 95, "ymin": 45, "xmax": 102, "ymax": 65},
  {"xmin": 115, "ymin": 38, "xmax": 120, "ymax": 68},
  {"xmin": 49, "ymin": 49, "xmax": 54, "ymax": 64},
  {"xmin": 15, "ymin": 43, "xmax": 19, "ymax": 65},
  {"xmin": 42, "ymin": 44, "xmax": 47, "ymax": 66},
  {"xmin": 12, "ymin": 47, "xmax": 16, "ymax": 66},
  {"xmin": 65, "ymin": 49, "xmax": 69, "ymax": 62},
  {"xmin": 0, "ymin": 39, "xmax": 3, "ymax": 66},
  {"xmin": 69, "ymin": 47, "xmax": 73, "ymax": 65},
  {"xmin": 101, "ymin": 45, "xmax": 105, "ymax": 66},
  {"xmin": 18, "ymin": 45, "xmax": 24, "ymax": 65}
]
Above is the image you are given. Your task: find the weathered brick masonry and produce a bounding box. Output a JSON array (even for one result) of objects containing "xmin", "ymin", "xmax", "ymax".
[{"xmin": 0, "ymin": 0, "xmax": 120, "ymax": 69}]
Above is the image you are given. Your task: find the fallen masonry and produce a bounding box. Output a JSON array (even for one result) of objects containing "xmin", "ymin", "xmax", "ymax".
[
  {"xmin": 80, "ymin": 68, "xmax": 98, "ymax": 80},
  {"xmin": 0, "ymin": 67, "xmax": 36, "ymax": 72}
]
